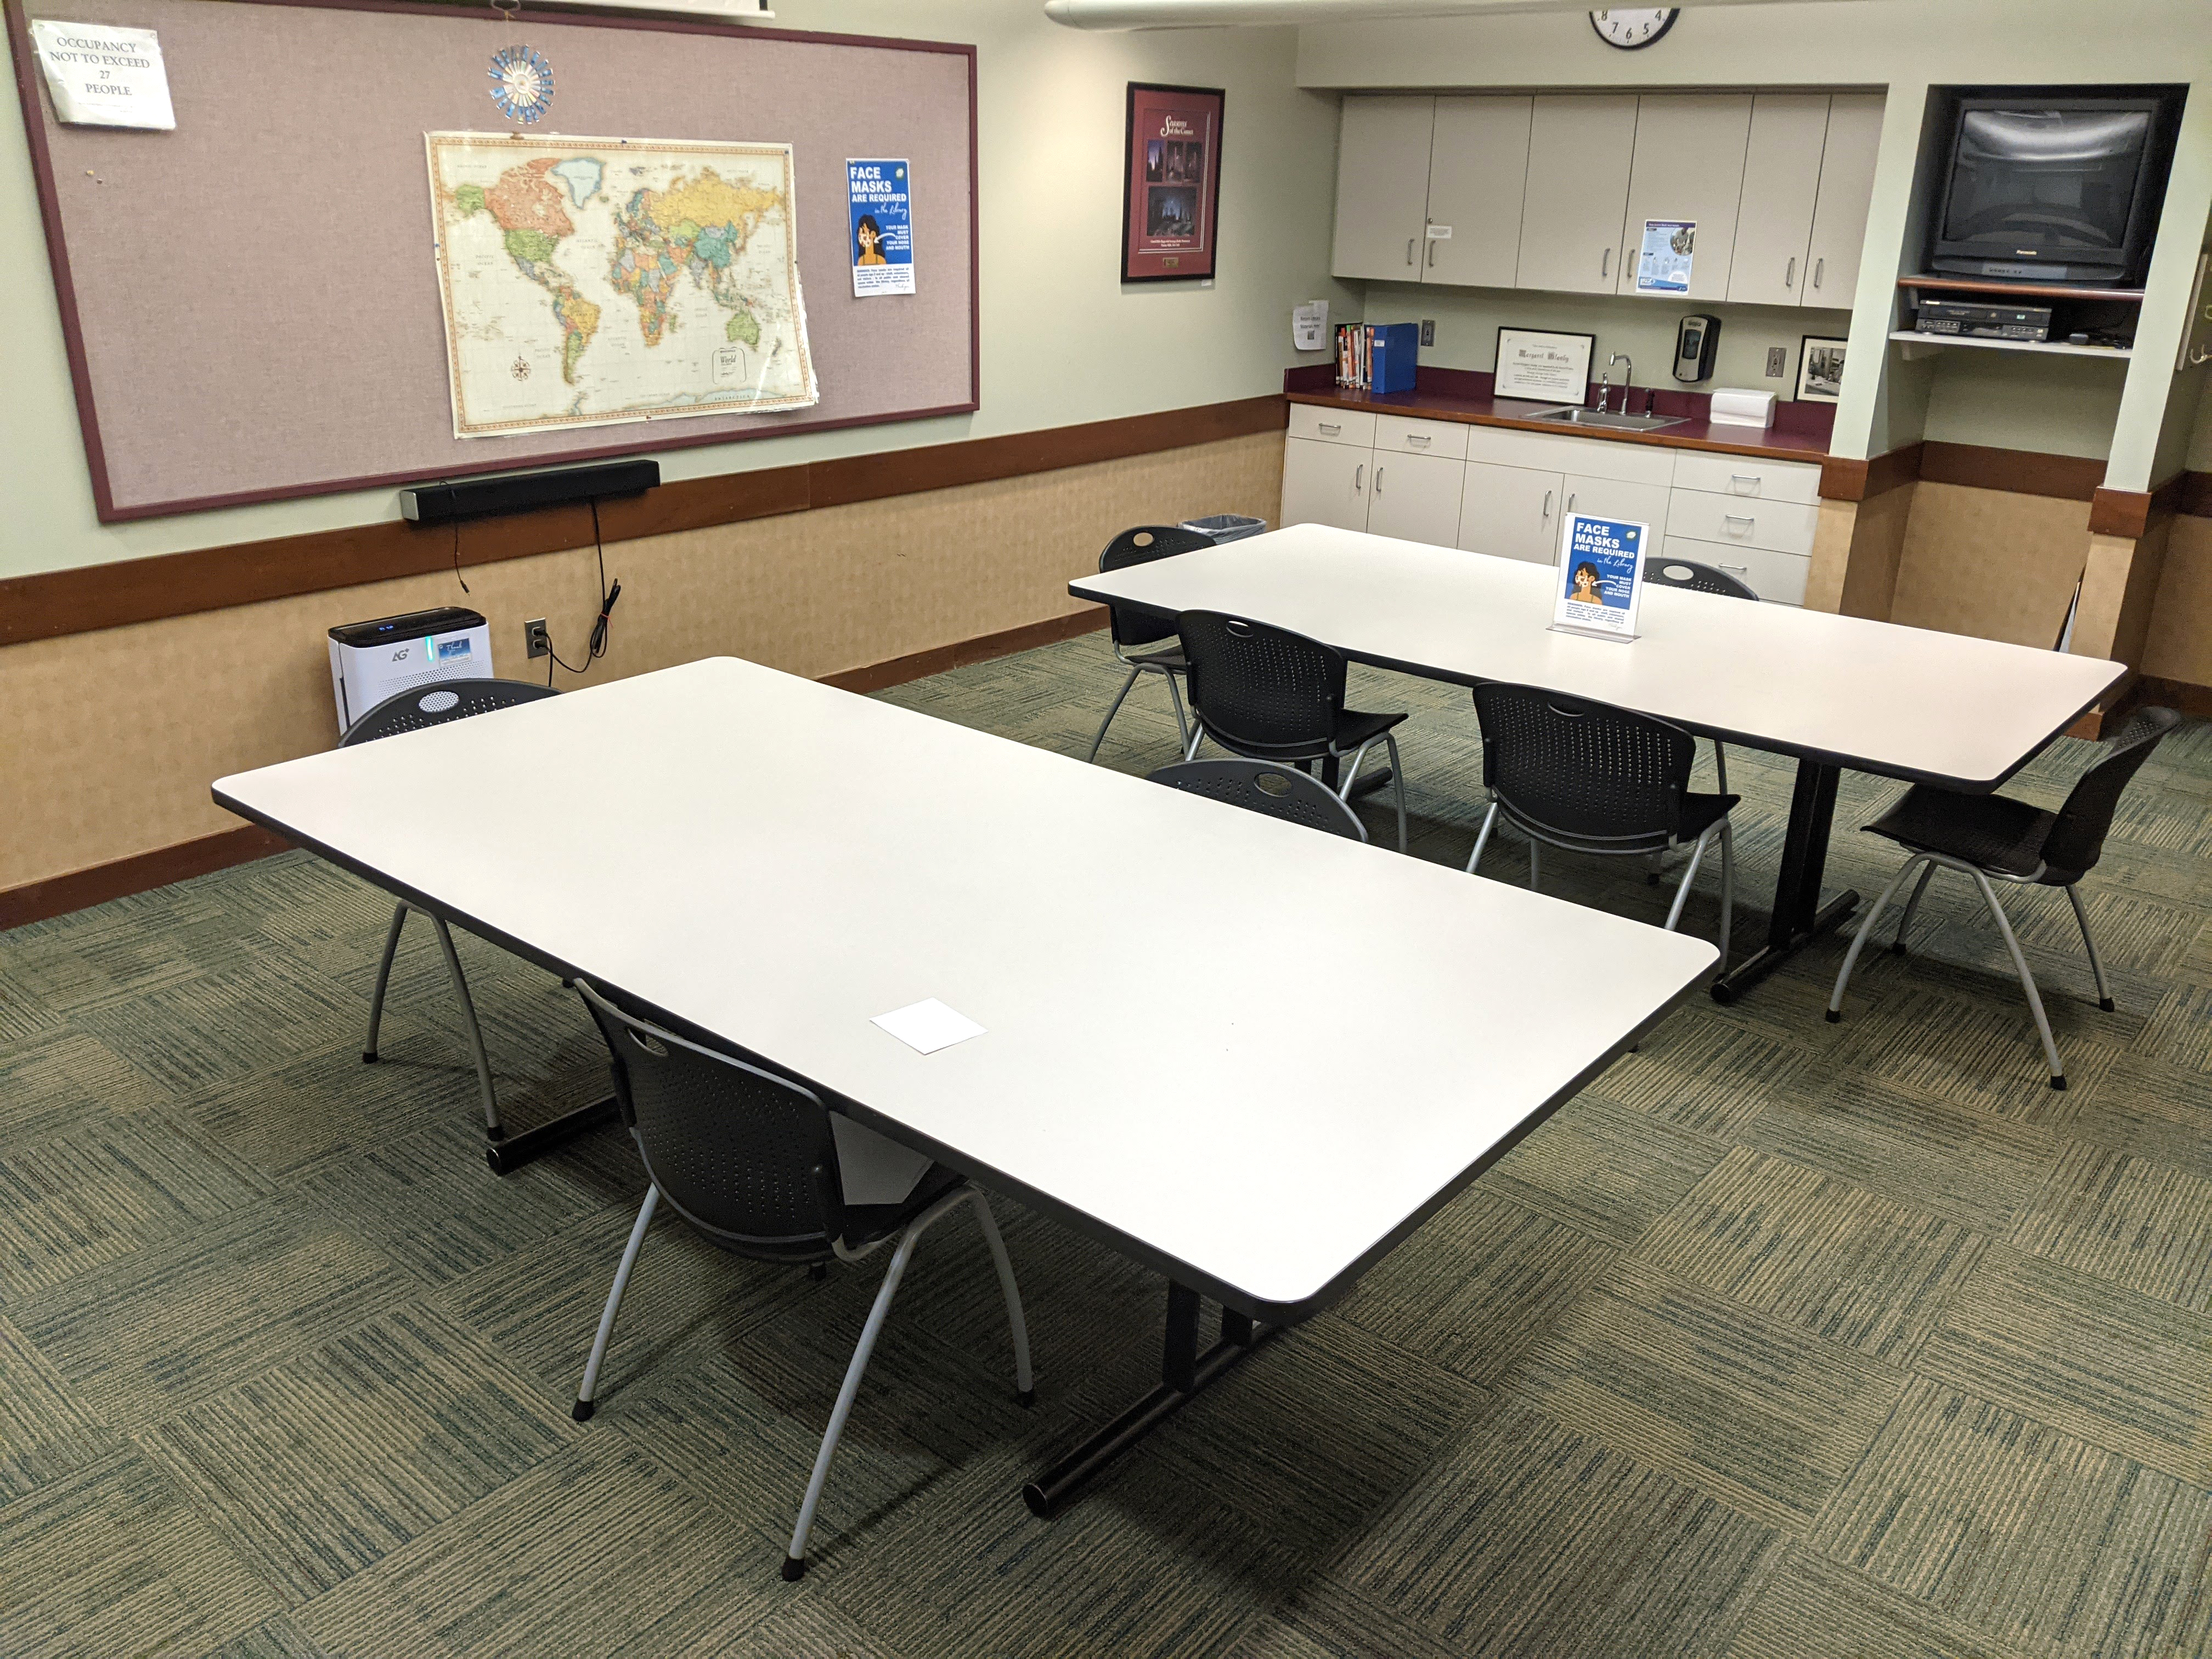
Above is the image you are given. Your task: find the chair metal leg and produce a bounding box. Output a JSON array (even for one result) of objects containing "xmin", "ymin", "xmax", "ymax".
[
  {"xmin": 1163, "ymin": 668, "xmax": 1190, "ymax": 750},
  {"xmin": 1892, "ymin": 862, "xmax": 1938, "ymax": 955},
  {"xmin": 1827, "ymin": 854, "xmax": 1930, "ymax": 1023},
  {"xmin": 1713, "ymin": 741, "xmax": 1729, "ymax": 797},
  {"xmin": 363, "ymin": 901, "xmax": 408, "ymax": 1063},
  {"xmin": 1384, "ymin": 732, "xmax": 1407, "ymax": 853},
  {"xmin": 1717, "ymin": 821, "xmax": 1734, "ymax": 969},
  {"xmin": 1967, "ymin": 867, "xmax": 2067, "ymax": 1089},
  {"xmin": 1528, "ymin": 836, "xmax": 1541, "ymax": 891},
  {"xmin": 2065, "ymin": 885, "xmax": 2115, "ymax": 1011},
  {"xmin": 573, "ymin": 1186, "xmax": 659, "ymax": 1421},
  {"xmin": 785, "ymin": 1221, "xmax": 924, "ymax": 1581},
  {"xmin": 1465, "ymin": 800, "xmax": 1499, "ymax": 875},
  {"xmin": 1335, "ymin": 739, "xmax": 1375, "ymax": 800},
  {"xmin": 1086, "ymin": 666, "xmax": 1143, "ymax": 764},
  {"xmin": 1183, "ymin": 721, "xmax": 1205, "ymax": 762},
  {"xmin": 964, "ymin": 1192, "xmax": 1034, "ymax": 1404},
  {"xmin": 430, "ymin": 915, "xmax": 502, "ymax": 1137},
  {"xmin": 1664, "ymin": 826, "xmax": 1716, "ymax": 933}
]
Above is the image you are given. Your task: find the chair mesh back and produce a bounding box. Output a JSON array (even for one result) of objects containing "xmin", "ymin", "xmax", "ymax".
[
  {"xmin": 1641, "ymin": 556, "xmax": 1757, "ymax": 601},
  {"xmin": 1101, "ymin": 526, "xmax": 1216, "ymax": 650},
  {"xmin": 1147, "ymin": 759, "xmax": 1367, "ymax": 841},
  {"xmin": 575, "ymin": 983, "xmax": 836, "ymax": 1252},
  {"xmin": 341, "ymin": 678, "xmax": 558, "ymax": 746},
  {"xmin": 1472, "ymin": 683, "xmax": 1693, "ymax": 843},
  {"xmin": 1178, "ymin": 611, "xmax": 1346, "ymax": 751},
  {"xmin": 2039, "ymin": 706, "xmax": 2180, "ymax": 881}
]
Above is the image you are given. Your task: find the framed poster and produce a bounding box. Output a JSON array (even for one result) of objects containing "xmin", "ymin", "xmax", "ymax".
[
  {"xmin": 1494, "ymin": 327, "xmax": 1595, "ymax": 402},
  {"xmin": 1123, "ymin": 82, "xmax": 1223, "ymax": 282},
  {"xmin": 1798, "ymin": 335, "xmax": 1848, "ymax": 402}
]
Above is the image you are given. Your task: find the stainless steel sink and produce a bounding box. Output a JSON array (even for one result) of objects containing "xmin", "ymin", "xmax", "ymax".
[{"xmin": 1530, "ymin": 406, "xmax": 1687, "ymax": 432}]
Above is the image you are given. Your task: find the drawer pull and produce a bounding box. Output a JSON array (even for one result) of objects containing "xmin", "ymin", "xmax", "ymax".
[
  {"xmin": 1723, "ymin": 514, "xmax": 1756, "ymax": 533},
  {"xmin": 1728, "ymin": 474, "xmax": 1762, "ymax": 495},
  {"xmin": 1718, "ymin": 562, "xmax": 1751, "ymax": 574},
  {"xmin": 1318, "ymin": 422, "xmax": 1341, "ymax": 436},
  {"xmin": 1407, "ymin": 433, "xmax": 1431, "ymax": 446}
]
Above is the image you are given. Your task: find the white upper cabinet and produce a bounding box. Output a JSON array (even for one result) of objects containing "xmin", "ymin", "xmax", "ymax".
[
  {"xmin": 1515, "ymin": 95, "xmax": 1638, "ymax": 295},
  {"xmin": 1612, "ymin": 94, "xmax": 1752, "ymax": 301},
  {"xmin": 1727, "ymin": 94, "xmax": 1831, "ymax": 307},
  {"xmin": 1804, "ymin": 93, "xmax": 1884, "ymax": 308},
  {"xmin": 1423, "ymin": 97, "xmax": 1531, "ymax": 289},
  {"xmin": 1331, "ymin": 96, "xmax": 1436, "ymax": 281}
]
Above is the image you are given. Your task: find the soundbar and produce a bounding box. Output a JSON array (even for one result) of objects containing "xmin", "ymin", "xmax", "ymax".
[{"xmin": 399, "ymin": 459, "xmax": 660, "ymax": 524}]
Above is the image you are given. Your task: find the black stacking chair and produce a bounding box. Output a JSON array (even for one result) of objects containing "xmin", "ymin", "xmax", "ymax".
[
  {"xmin": 1827, "ymin": 706, "xmax": 2180, "ymax": 1090},
  {"xmin": 348, "ymin": 679, "xmax": 560, "ymax": 1141},
  {"xmin": 1466, "ymin": 684, "xmax": 1737, "ymax": 964},
  {"xmin": 1086, "ymin": 525, "xmax": 1217, "ymax": 763},
  {"xmin": 1176, "ymin": 611, "xmax": 1409, "ymax": 851},
  {"xmin": 569, "ymin": 981, "xmax": 1032, "ymax": 1582},
  {"xmin": 1147, "ymin": 758, "xmax": 1368, "ymax": 842}
]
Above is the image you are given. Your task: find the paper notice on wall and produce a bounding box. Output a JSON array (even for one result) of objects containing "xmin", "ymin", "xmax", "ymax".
[
  {"xmin": 1636, "ymin": 219, "xmax": 1695, "ymax": 294},
  {"xmin": 847, "ymin": 159, "xmax": 915, "ymax": 297},
  {"xmin": 30, "ymin": 21, "xmax": 176, "ymax": 129}
]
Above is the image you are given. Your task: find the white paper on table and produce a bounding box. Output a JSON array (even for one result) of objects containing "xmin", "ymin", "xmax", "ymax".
[
  {"xmin": 870, "ymin": 997, "xmax": 986, "ymax": 1055},
  {"xmin": 29, "ymin": 21, "xmax": 176, "ymax": 129}
]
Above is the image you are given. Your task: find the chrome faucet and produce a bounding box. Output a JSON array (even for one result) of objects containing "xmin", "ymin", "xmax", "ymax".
[{"xmin": 1607, "ymin": 353, "xmax": 1634, "ymax": 414}]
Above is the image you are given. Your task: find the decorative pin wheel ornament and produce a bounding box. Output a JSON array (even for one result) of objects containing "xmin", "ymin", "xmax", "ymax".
[{"xmin": 488, "ymin": 44, "xmax": 553, "ymax": 124}]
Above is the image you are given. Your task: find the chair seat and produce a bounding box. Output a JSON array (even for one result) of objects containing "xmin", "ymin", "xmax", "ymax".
[
  {"xmin": 1866, "ymin": 785, "xmax": 2055, "ymax": 880},
  {"xmin": 1125, "ymin": 646, "xmax": 1188, "ymax": 670},
  {"xmin": 839, "ymin": 1163, "xmax": 967, "ymax": 1250},
  {"xmin": 1497, "ymin": 789, "xmax": 1737, "ymax": 855},
  {"xmin": 1205, "ymin": 706, "xmax": 1406, "ymax": 761}
]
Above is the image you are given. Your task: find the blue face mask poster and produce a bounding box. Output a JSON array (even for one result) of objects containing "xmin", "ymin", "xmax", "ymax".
[
  {"xmin": 847, "ymin": 159, "xmax": 915, "ymax": 297},
  {"xmin": 1550, "ymin": 512, "xmax": 1649, "ymax": 642}
]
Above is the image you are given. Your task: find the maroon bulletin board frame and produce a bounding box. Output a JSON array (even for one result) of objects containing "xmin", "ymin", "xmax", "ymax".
[
  {"xmin": 1121, "ymin": 81, "xmax": 1223, "ymax": 284},
  {"xmin": 4, "ymin": 0, "xmax": 980, "ymax": 522}
]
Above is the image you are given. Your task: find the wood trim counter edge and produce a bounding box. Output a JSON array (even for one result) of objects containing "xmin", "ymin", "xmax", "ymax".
[
  {"xmin": 0, "ymin": 606, "xmax": 1113, "ymax": 930},
  {"xmin": 1, "ymin": 394, "xmax": 1287, "ymax": 646}
]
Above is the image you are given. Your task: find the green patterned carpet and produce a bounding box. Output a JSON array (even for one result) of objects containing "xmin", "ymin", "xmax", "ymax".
[{"xmin": 4, "ymin": 638, "xmax": 2210, "ymax": 1659}]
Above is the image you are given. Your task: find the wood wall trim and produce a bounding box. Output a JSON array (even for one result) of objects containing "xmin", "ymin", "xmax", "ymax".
[
  {"xmin": 820, "ymin": 607, "xmax": 1108, "ymax": 694},
  {"xmin": 1819, "ymin": 440, "xmax": 1923, "ymax": 503},
  {"xmin": 0, "ymin": 395, "xmax": 1287, "ymax": 647},
  {"xmin": 0, "ymin": 825, "xmax": 290, "ymax": 932},
  {"xmin": 2177, "ymin": 471, "xmax": 2212, "ymax": 521},
  {"xmin": 1918, "ymin": 441, "xmax": 2107, "ymax": 503}
]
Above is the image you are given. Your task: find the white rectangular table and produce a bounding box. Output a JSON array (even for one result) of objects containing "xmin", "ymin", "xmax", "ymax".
[
  {"xmin": 1073, "ymin": 524, "xmax": 2125, "ymax": 1002},
  {"xmin": 213, "ymin": 656, "xmax": 1713, "ymax": 1514}
]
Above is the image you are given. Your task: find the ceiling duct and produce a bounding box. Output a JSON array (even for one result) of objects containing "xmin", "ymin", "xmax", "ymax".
[{"xmin": 1046, "ymin": 0, "xmax": 1849, "ymax": 27}]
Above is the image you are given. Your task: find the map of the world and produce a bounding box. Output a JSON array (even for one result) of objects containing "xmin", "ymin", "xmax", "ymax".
[{"xmin": 425, "ymin": 133, "xmax": 818, "ymax": 437}]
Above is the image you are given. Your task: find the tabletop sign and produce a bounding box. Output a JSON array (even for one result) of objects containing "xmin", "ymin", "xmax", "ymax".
[
  {"xmin": 1550, "ymin": 512, "xmax": 1649, "ymax": 643},
  {"xmin": 29, "ymin": 20, "xmax": 176, "ymax": 129},
  {"xmin": 1636, "ymin": 218, "xmax": 1695, "ymax": 294},
  {"xmin": 847, "ymin": 159, "xmax": 915, "ymax": 297}
]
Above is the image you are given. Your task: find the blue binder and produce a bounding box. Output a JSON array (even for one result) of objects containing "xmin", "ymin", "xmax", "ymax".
[{"xmin": 1368, "ymin": 323, "xmax": 1418, "ymax": 394}]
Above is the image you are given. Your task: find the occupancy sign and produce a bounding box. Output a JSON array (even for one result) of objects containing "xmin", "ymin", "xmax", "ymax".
[
  {"xmin": 1551, "ymin": 512, "xmax": 1649, "ymax": 642},
  {"xmin": 29, "ymin": 20, "xmax": 175, "ymax": 129},
  {"xmin": 847, "ymin": 159, "xmax": 914, "ymax": 297}
]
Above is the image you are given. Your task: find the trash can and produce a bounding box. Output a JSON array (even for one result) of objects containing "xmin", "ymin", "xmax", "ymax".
[{"xmin": 1180, "ymin": 514, "xmax": 1267, "ymax": 545}]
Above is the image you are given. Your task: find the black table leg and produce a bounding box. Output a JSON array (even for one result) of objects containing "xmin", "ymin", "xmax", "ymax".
[
  {"xmin": 1710, "ymin": 758, "xmax": 1859, "ymax": 1005},
  {"xmin": 483, "ymin": 1096, "xmax": 620, "ymax": 1175},
  {"xmin": 1022, "ymin": 1283, "xmax": 1272, "ymax": 1519}
]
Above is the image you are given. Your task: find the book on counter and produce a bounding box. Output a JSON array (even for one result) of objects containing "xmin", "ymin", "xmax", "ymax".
[{"xmin": 1334, "ymin": 322, "xmax": 1418, "ymax": 392}]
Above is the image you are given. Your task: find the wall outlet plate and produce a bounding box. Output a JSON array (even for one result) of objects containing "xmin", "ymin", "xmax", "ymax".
[
  {"xmin": 524, "ymin": 618, "xmax": 550, "ymax": 659},
  {"xmin": 1765, "ymin": 346, "xmax": 1787, "ymax": 377},
  {"xmin": 1420, "ymin": 318, "xmax": 1436, "ymax": 347}
]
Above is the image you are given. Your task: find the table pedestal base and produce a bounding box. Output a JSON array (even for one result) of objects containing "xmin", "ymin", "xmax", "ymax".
[
  {"xmin": 484, "ymin": 1096, "xmax": 619, "ymax": 1175},
  {"xmin": 1711, "ymin": 757, "xmax": 1854, "ymax": 1005},
  {"xmin": 1023, "ymin": 1283, "xmax": 1275, "ymax": 1519}
]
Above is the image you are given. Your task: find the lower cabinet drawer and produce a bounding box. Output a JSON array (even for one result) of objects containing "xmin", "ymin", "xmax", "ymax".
[
  {"xmin": 1288, "ymin": 402, "xmax": 1378, "ymax": 448},
  {"xmin": 1664, "ymin": 488, "xmax": 1819, "ymax": 555},
  {"xmin": 1660, "ymin": 536, "xmax": 1810, "ymax": 606}
]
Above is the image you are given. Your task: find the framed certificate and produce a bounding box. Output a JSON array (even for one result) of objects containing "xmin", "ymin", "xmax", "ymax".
[{"xmin": 1494, "ymin": 328, "xmax": 1595, "ymax": 403}]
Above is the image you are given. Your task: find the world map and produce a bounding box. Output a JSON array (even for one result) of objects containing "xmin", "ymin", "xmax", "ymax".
[{"xmin": 425, "ymin": 133, "xmax": 817, "ymax": 437}]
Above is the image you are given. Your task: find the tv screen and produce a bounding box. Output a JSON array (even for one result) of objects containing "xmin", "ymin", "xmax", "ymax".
[{"xmin": 1942, "ymin": 108, "xmax": 2153, "ymax": 258}]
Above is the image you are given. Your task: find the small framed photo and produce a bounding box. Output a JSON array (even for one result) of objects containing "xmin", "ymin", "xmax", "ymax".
[
  {"xmin": 1122, "ymin": 83, "xmax": 1224, "ymax": 283},
  {"xmin": 1798, "ymin": 335, "xmax": 1848, "ymax": 402}
]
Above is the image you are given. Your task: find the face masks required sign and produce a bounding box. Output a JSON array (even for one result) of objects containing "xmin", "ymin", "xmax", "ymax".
[
  {"xmin": 1551, "ymin": 512, "xmax": 1649, "ymax": 642},
  {"xmin": 847, "ymin": 159, "xmax": 914, "ymax": 297}
]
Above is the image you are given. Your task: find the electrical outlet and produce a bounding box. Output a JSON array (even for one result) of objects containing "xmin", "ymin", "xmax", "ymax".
[
  {"xmin": 1420, "ymin": 318, "xmax": 1436, "ymax": 347},
  {"xmin": 524, "ymin": 618, "xmax": 550, "ymax": 659},
  {"xmin": 1765, "ymin": 346, "xmax": 1787, "ymax": 377}
]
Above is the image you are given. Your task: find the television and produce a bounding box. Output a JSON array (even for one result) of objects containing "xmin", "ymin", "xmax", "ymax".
[{"xmin": 1928, "ymin": 91, "xmax": 2183, "ymax": 286}]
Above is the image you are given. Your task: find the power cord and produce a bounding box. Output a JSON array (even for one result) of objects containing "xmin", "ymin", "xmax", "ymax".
[{"xmin": 544, "ymin": 497, "xmax": 622, "ymax": 686}]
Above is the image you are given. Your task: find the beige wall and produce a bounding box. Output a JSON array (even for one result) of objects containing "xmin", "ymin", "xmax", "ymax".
[
  {"xmin": 2146, "ymin": 514, "xmax": 2212, "ymax": 685},
  {"xmin": 1885, "ymin": 483, "xmax": 2089, "ymax": 650},
  {"xmin": 1, "ymin": 432, "xmax": 1280, "ymax": 892},
  {"xmin": 0, "ymin": 3, "xmax": 1350, "ymax": 579}
]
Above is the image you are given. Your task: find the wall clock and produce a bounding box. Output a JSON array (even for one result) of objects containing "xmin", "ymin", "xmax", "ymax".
[{"xmin": 1589, "ymin": 9, "xmax": 1679, "ymax": 49}]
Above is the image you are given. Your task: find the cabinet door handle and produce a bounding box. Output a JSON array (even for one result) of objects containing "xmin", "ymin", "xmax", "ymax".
[
  {"xmin": 1566, "ymin": 492, "xmax": 1578, "ymax": 513},
  {"xmin": 1785, "ymin": 256, "xmax": 1797, "ymax": 289},
  {"xmin": 1407, "ymin": 238, "xmax": 1417, "ymax": 266},
  {"xmin": 1728, "ymin": 474, "xmax": 1761, "ymax": 495},
  {"xmin": 1542, "ymin": 489, "xmax": 1553, "ymax": 518},
  {"xmin": 1600, "ymin": 247, "xmax": 1611, "ymax": 280},
  {"xmin": 1318, "ymin": 422, "xmax": 1341, "ymax": 436},
  {"xmin": 1813, "ymin": 257, "xmax": 1825, "ymax": 289},
  {"xmin": 1374, "ymin": 466, "xmax": 1385, "ymax": 494},
  {"xmin": 1427, "ymin": 239, "xmax": 1437, "ymax": 268},
  {"xmin": 1354, "ymin": 464, "xmax": 1364, "ymax": 492}
]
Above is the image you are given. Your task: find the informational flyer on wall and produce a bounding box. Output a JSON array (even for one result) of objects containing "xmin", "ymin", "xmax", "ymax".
[
  {"xmin": 1636, "ymin": 219, "xmax": 1695, "ymax": 294},
  {"xmin": 847, "ymin": 159, "xmax": 915, "ymax": 297},
  {"xmin": 1550, "ymin": 513, "xmax": 1649, "ymax": 642}
]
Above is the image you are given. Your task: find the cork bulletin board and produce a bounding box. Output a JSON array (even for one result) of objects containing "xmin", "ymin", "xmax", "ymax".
[{"xmin": 7, "ymin": 0, "xmax": 978, "ymax": 521}]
